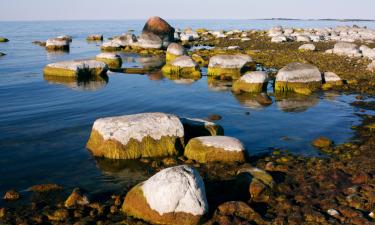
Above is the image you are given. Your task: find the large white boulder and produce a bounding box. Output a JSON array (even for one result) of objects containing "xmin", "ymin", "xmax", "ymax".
[
  {"xmin": 122, "ymin": 165, "xmax": 208, "ymax": 225},
  {"xmin": 43, "ymin": 59, "xmax": 108, "ymax": 77}
]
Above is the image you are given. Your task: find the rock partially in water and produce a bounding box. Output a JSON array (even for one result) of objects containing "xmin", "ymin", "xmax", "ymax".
[
  {"xmin": 3, "ymin": 189, "xmax": 20, "ymax": 201},
  {"xmin": 86, "ymin": 112, "xmax": 185, "ymax": 159},
  {"xmin": 331, "ymin": 42, "xmax": 362, "ymax": 58},
  {"xmin": 166, "ymin": 43, "xmax": 186, "ymax": 63},
  {"xmin": 96, "ymin": 52, "xmax": 122, "ymax": 68},
  {"xmin": 299, "ymin": 43, "xmax": 316, "ymax": 51},
  {"xmin": 142, "ymin": 16, "xmax": 175, "ymax": 48},
  {"xmin": 207, "ymin": 54, "xmax": 254, "ymax": 79},
  {"xmin": 162, "ymin": 55, "xmax": 201, "ymax": 79},
  {"xmin": 136, "ymin": 32, "xmax": 163, "ymax": 49},
  {"xmin": 65, "ymin": 188, "xmax": 89, "ymax": 208},
  {"xmin": 101, "ymin": 34, "xmax": 137, "ymax": 51},
  {"xmin": 43, "ymin": 59, "xmax": 108, "ymax": 78},
  {"xmin": 57, "ymin": 35, "xmax": 72, "ymax": 42},
  {"xmin": 323, "ymin": 72, "xmax": 343, "ymax": 89},
  {"xmin": 122, "ymin": 165, "xmax": 208, "ymax": 225},
  {"xmin": 184, "ymin": 136, "xmax": 246, "ymax": 163},
  {"xmin": 0, "ymin": 52, "xmax": 5, "ymax": 56},
  {"xmin": 232, "ymin": 71, "xmax": 269, "ymax": 93},
  {"xmin": 87, "ymin": 34, "xmax": 103, "ymax": 41},
  {"xmin": 45, "ymin": 38, "xmax": 69, "ymax": 51},
  {"xmin": 29, "ymin": 183, "xmax": 63, "ymax": 192},
  {"xmin": 275, "ymin": 62, "xmax": 322, "ymax": 95},
  {"xmin": 181, "ymin": 117, "xmax": 224, "ymax": 142},
  {"xmin": 0, "ymin": 37, "xmax": 9, "ymax": 42},
  {"xmin": 32, "ymin": 40, "xmax": 46, "ymax": 47}
]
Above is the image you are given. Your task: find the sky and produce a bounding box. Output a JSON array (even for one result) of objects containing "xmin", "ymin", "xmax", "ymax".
[{"xmin": 0, "ymin": 0, "xmax": 375, "ymax": 21}]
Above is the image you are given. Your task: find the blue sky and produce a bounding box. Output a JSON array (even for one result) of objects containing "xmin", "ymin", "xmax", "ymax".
[{"xmin": 1, "ymin": 0, "xmax": 374, "ymax": 21}]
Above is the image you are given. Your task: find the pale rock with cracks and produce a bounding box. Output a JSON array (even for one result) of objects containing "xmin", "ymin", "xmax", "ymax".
[{"xmin": 195, "ymin": 136, "xmax": 245, "ymax": 152}]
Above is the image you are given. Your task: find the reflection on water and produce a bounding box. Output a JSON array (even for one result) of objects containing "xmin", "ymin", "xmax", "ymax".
[
  {"xmin": 44, "ymin": 75, "xmax": 109, "ymax": 91},
  {"xmin": 45, "ymin": 50, "xmax": 70, "ymax": 60},
  {"xmin": 147, "ymin": 71, "xmax": 164, "ymax": 81},
  {"xmin": 234, "ymin": 93, "xmax": 273, "ymax": 110},
  {"xmin": 207, "ymin": 77, "xmax": 233, "ymax": 92},
  {"xmin": 276, "ymin": 93, "xmax": 320, "ymax": 112},
  {"xmin": 138, "ymin": 55, "xmax": 165, "ymax": 69}
]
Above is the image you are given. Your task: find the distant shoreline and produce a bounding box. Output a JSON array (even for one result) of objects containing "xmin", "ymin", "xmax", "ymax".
[{"xmin": 260, "ymin": 18, "xmax": 375, "ymax": 22}]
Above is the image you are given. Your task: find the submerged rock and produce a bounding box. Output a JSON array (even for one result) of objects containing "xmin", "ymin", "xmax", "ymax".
[
  {"xmin": 86, "ymin": 112, "xmax": 184, "ymax": 159},
  {"xmin": 312, "ymin": 136, "xmax": 333, "ymax": 148},
  {"xmin": 232, "ymin": 71, "xmax": 269, "ymax": 93},
  {"xmin": 29, "ymin": 183, "xmax": 63, "ymax": 192},
  {"xmin": 184, "ymin": 136, "xmax": 246, "ymax": 163},
  {"xmin": 275, "ymin": 62, "xmax": 322, "ymax": 95},
  {"xmin": 96, "ymin": 52, "xmax": 122, "ymax": 68},
  {"xmin": 46, "ymin": 38, "xmax": 69, "ymax": 51},
  {"xmin": 87, "ymin": 34, "xmax": 103, "ymax": 41},
  {"xmin": 43, "ymin": 59, "xmax": 108, "ymax": 78},
  {"xmin": 142, "ymin": 16, "xmax": 175, "ymax": 48},
  {"xmin": 122, "ymin": 165, "xmax": 208, "ymax": 225},
  {"xmin": 0, "ymin": 37, "xmax": 9, "ymax": 42},
  {"xmin": 162, "ymin": 55, "xmax": 201, "ymax": 78},
  {"xmin": 207, "ymin": 54, "xmax": 254, "ymax": 78},
  {"xmin": 166, "ymin": 43, "xmax": 186, "ymax": 63}
]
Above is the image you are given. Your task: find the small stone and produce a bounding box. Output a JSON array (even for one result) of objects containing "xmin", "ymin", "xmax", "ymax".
[
  {"xmin": 3, "ymin": 189, "xmax": 20, "ymax": 200},
  {"xmin": 312, "ymin": 136, "xmax": 333, "ymax": 148},
  {"xmin": 0, "ymin": 208, "xmax": 6, "ymax": 218},
  {"xmin": 29, "ymin": 183, "xmax": 63, "ymax": 192},
  {"xmin": 162, "ymin": 157, "xmax": 177, "ymax": 166},
  {"xmin": 47, "ymin": 209, "xmax": 69, "ymax": 221},
  {"xmin": 327, "ymin": 208, "xmax": 340, "ymax": 217},
  {"xmin": 207, "ymin": 114, "xmax": 222, "ymax": 121},
  {"xmin": 65, "ymin": 188, "xmax": 89, "ymax": 208}
]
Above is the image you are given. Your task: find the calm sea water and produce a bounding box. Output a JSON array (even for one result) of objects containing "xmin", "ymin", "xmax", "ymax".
[{"xmin": 0, "ymin": 20, "xmax": 374, "ymax": 198}]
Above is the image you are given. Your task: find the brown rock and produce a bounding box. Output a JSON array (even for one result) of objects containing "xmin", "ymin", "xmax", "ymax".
[
  {"xmin": 3, "ymin": 189, "xmax": 20, "ymax": 200},
  {"xmin": 207, "ymin": 114, "xmax": 222, "ymax": 121},
  {"xmin": 30, "ymin": 183, "xmax": 63, "ymax": 192},
  {"xmin": 65, "ymin": 188, "xmax": 89, "ymax": 208},
  {"xmin": 215, "ymin": 201, "xmax": 265, "ymax": 224},
  {"xmin": 47, "ymin": 209, "xmax": 69, "ymax": 221},
  {"xmin": 312, "ymin": 136, "xmax": 333, "ymax": 148},
  {"xmin": 142, "ymin": 16, "xmax": 175, "ymax": 47},
  {"xmin": 351, "ymin": 172, "xmax": 369, "ymax": 184},
  {"xmin": 0, "ymin": 208, "xmax": 5, "ymax": 218}
]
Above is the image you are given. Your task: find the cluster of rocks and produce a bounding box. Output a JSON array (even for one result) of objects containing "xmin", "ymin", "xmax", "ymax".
[
  {"xmin": 269, "ymin": 25, "xmax": 375, "ymax": 43},
  {"xmin": 325, "ymin": 42, "xmax": 375, "ymax": 59}
]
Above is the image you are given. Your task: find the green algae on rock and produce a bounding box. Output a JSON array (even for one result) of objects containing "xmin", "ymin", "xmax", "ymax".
[
  {"xmin": 43, "ymin": 59, "xmax": 108, "ymax": 78},
  {"xmin": 275, "ymin": 62, "xmax": 322, "ymax": 95},
  {"xmin": 122, "ymin": 165, "xmax": 208, "ymax": 225},
  {"xmin": 86, "ymin": 112, "xmax": 185, "ymax": 159},
  {"xmin": 96, "ymin": 52, "xmax": 122, "ymax": 69},
  {"xmin": 232, "ymin": 71, "xmax": 269, "ymax": 93},
  {"xmin": 0, "ymin": 37, "xmax": 9, "ymax": 42},
  {"xmin": 162, "ymin": 55, "xmax": 201, "ymax": 78},
  {"xmin": 184, "ymin": 136, "xmax": 246, "ymax": 163},
  {"xmin": 207, "ymin": 54, "xmax": 254, "ymax": 79}
]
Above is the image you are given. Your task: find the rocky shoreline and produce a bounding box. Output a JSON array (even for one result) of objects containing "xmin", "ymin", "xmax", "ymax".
[{"xmin": 1, "ymin": 17, "xmax": 375, "ymax": 224}]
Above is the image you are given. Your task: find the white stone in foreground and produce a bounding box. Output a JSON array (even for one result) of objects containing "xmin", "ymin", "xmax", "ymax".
[
  {"xmin": 239, "ymin": 71, "xmax": 269, "ymax": 84},
  {"xmin": 195, "ymin": 136, "xmax": 245, "ymax": 152},
  {"xmin": 46, "ymin": 38, "xmax": 69, "ymax": 47},
  {"xmin": 141, "ymin": 165, "xmax": 208, "ymax": 215},
  {"xmin": 208, "ymin": 54, "xmax": 253, "ymax": 69},
  {"xmin": 171, "ymin": 56, "xmax": 198, "ymax": 68},
  {"xmin": 299, "ymin": 43, "xmax": 316, "ymax": 51},
  {"xmin": 92, "ymin": 112, "xmax": 184, "ymax": 145},
  {"xmin": 276, "ymin": 62, "xmax": 322, "ymax": 83}
]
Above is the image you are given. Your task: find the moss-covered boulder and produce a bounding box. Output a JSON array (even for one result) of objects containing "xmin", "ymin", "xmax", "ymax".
[
  {"xmin": 122, "ymin": 165, "xmax": 208, "ymax": 225},
  {"xmin": 45, "ymin": 38, "xmax": 69, "ymax": 51},
  {"xmin": 184, "ymin": 136, "xmax": 246, "ymax": 163},
  {"xmin": 43, "ymin": 59, "xmax": 108, "ymax": 78},
  {"xmin": 86, "ymin": 112, "xmax": 185, "ymax": 159},
  {"xmin": 87, "ymin": 34, "xmax": 103, "ymax": 41},
  {"xmin": 142, "ymin": 16, "xmax": 175, "ymax": 48},
  {"xmin": 181, "ymin": 118, "xmax": 224, "ymax": 142},
  {"xmin": 232, "ymin": 71, "xmax": 269, "ymax": 93},
  {"xmin": 166, "ymin": 43, "xmax": 186, "ymax": 63},
  {"xmin": 162, "ymin": 55, "xmax": 201, "ymax": 78},
  {"xmin": 275, "ymin": 62, "xmax": 322, "ymax": 95},
  {"xmin": 207, "ymin": 54, "xmax": 254, "ymax": 79},
  {"xmin": 0, "ymin": 37, "xmax": 9, "ymax": 42},
  {"xmin": 96, "ymin": 53, "xmax": 122, "ymax": 68}
]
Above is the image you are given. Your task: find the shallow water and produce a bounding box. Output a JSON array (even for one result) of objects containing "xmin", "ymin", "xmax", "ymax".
[{"xmin": 0, "ymin": 20, "xmax": 374, "ymax": 198}]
